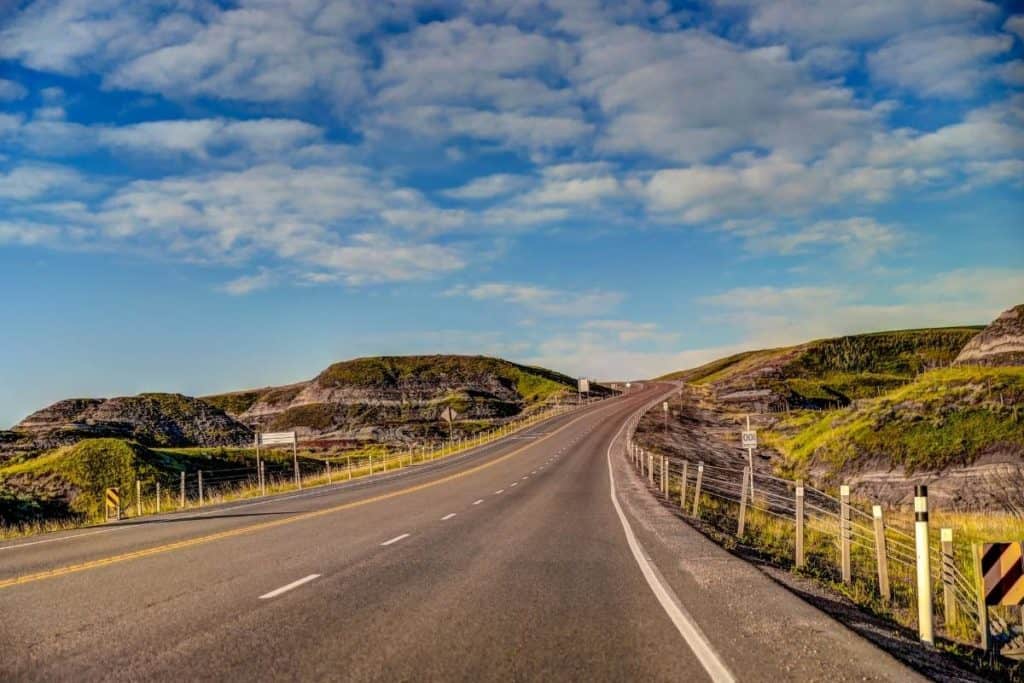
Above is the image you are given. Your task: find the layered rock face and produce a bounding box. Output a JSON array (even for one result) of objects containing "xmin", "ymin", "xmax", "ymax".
[
  {"xmin": 955, "ymin": 304, "xmax": 1024, "ymax": 367},
  {"xmin": 11, "ymin": 394, "xmax": 252, "ymax": 450}
]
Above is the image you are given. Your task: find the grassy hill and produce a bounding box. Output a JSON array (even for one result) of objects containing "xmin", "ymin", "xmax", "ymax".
[
  {"xmin": 768, "ymin": 366, "xmax": 1024, "ymax": 479},
  {"xmin": 660, "ymin": 327, "xmax": 982, "ymax": 408},
  {"xmin": 659, "ymin": 323, "xmax": 1023, "ymax": 493}
]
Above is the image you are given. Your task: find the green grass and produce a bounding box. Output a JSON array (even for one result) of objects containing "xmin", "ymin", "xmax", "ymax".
[{"xmin": 770, "ymin": 367, "xmax": 1024, "ymax": 477}]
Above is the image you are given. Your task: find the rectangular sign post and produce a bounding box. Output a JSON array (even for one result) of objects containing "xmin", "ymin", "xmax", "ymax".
[
  {"xmin": 440, "ymin": 406, "xmax": 456, "ymax": 442},
  {"xmin": 577, "ymin": 378, "xmax": 590, "ymax": 404},
  {"xmin": 104, "ymin": 487, "xmax": 120, "ymax": 521},
  {"xmin": 258, "ymin": 431, "xmax": 299, "ymax": 489},
  {"xmin": 662, "ymin": 401, "xmax": 669, "ymax": 434},
  {"xmin": 741, "ymin": 415, "xmax": 757, "ymax": 498}
]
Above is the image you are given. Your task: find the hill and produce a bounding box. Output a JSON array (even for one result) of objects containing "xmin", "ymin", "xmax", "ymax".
[
  {"xmin": 5, "ymin": 393, "xmax": 251, "ymax": 457},
  {"xmin": 202, "ymin": 355, "xmax": 598, "ymax": 445},
  {"xmin": 653, "ymin": 308, "xmax": 1023, "ymax": 512},
  {"xmin": 659, "ymin": 327, "xmax": 982, "ymax": 410},
  {"xmin": 954, "ymin": 303, "xmax": 1024, "ymax": 366}
]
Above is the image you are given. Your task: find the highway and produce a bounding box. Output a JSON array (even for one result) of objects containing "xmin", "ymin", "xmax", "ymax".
[{"xmin": 0, "ymin": 384, "xmax": 922, "ymax": 681}]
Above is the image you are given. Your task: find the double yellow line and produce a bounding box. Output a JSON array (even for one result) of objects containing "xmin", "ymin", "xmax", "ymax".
[{"xmin": 0, "ymin": 403, "xmax": 618, "ymax": 591}]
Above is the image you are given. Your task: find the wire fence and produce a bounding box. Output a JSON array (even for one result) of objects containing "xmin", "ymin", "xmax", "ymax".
[
  {"xmin": 622, "ymin": 403, "xmax": 1024, "ymax": 659},
  {"xmin": 91, "ymin": 397, "xmax": 598, "ymax": 524}
]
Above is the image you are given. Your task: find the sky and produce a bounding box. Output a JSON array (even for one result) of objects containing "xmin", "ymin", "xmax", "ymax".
[{"xmin": 1, "ymin": 0, "xmax": 1023, "ymax": 427}]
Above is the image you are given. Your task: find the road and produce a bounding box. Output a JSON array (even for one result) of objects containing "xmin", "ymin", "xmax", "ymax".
[{"xmin": 0, "ymin": 385, "xmax": 923, "ymax": 681}]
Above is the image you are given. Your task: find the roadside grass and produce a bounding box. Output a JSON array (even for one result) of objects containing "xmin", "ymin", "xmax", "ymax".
[
  {"xmin": 669, "ymin": 486, "xmax": 1023, "ymax": 679},
  {"xmin": 0, "ymin": 403, "xmax": 570, "ymax": 541}
]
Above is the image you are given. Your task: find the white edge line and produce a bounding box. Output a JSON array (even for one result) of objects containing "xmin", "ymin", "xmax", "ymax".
[
  {"xmin": 495, "ymin": 489, "xmax": 504, "ymax": 494},
  {"xmin": 606, "ymin": 407, "xmax": 736, "ymax": 683},
  {"xmin": 259, "ymin": 573, "xmax": 321, "ymax": 599},
  {"xmin": 473, "ymin": 499, "xmax": 484, "ymax": 505},
  {"xmin": 442, "ymin": 513, "xmax": 456, "ymax": 520},
  {"xmin": 381, "ymin": 533, "xmax": 411, "ymax": 546}
]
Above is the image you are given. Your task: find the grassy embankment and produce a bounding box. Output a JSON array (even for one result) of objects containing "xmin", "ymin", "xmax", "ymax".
[{"xmin": 0, "ymin": 401, "xmax": 573, "ymax": 540}]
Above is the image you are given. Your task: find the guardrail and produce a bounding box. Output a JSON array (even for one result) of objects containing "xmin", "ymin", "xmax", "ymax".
[{"xmin": 622, "ymin": 400, "xmax": 1022, "ymax": 663}]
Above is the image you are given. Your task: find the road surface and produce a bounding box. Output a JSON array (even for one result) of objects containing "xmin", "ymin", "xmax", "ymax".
[{"xmin": 0, "ymin": 385, "xmax": 922, "ymax": 681}]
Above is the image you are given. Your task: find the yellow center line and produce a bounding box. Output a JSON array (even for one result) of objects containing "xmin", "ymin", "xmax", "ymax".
[{"xmin": 0, "ymin": 403, "xmax": 622, "ymax": 591}]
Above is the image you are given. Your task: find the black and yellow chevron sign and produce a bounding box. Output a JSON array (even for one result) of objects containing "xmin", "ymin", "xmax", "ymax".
[{"xmin": 981, "ymin": 542, "xmax": 1024, "ymax": 606}]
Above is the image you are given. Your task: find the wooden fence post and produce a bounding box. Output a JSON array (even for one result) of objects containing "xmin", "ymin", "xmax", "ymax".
[
  {"xmin": 795, "ymin": 481, "xmax": 805, "ymax": 568},
  {"xmin": 872, "ymin": 505, "xmax": 890, "ymax": 604},
  {"xmin": 840, "ymin": 484, "xmax": 852, "ymax": 584},
  {"xmin": 180, "ymin": 471, "xmax": 185, "ymax": 508},
  {"xmin": 648, "ymin": 453, "xmax": 654, "ymax": 486},
  {"xmin": 680, "ymin": 461, "xmax": 688, "ymax": 510},
  {"xmin": 662, "ymin": 456, "xmax": 669, "ymax": 496},
  {"xmin": 692, "ymin": 463, "xmax": 703, "ymax": 517},
  {"xmin": 738, "ymin": 466, "xmax": 749, "ymax": 537},
  {"xmin": 972, "ymin": 543, "xmax": 990, "ymax": 652},
  {"xmin": 941, "ymin": 528, "xmax": 958, "ymax": 628}
]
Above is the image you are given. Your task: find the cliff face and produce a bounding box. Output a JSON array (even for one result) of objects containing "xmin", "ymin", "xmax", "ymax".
[
  {"xmin": 955, "ymin": 304, "xmax": 1024, "ymax": 367},
  {"xmin": 10, "ymin": 394, "xmax": 252, "ymax": 451}
]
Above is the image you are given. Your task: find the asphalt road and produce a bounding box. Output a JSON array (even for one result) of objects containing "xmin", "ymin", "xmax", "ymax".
[{"xmin": 0, "ymin": 385, "xmax": 923, "ymax": 682}]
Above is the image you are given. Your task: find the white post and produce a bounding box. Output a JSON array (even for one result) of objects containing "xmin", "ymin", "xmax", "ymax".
[
  {"xmin": 136, "ymin": 479, "xmax": 142, "ymax": 517},
  {"xmin": 293, "ymin": 441, "xmax": 301, "ymax": 490},
  {"xmin": 260, "ymin": 461, "xmax": 266, "ymax": 495},
  {"xmin": 155, "ymin": 482, "xmax": 161, "ymax": 513},
  {"xmin": 872, "ymin": 505, "xmax": 890, "ymax": 604},
  {"xmin": 840, "ymin": 485, "xmax": 852, "ymax": 584},
  {"xmin": 795, "ymin": 482, "xmax": 805, "ymax": 568},
  {"xmin": 180, "ymin": 471, "xmax": 186, "ymax": 508},
  {"xmin": 198, "ymin": 470, "xmax": 204, "ymax": 506},
  {"xmin": 327, "ymin": 460, "xmax": 332, "ymax": 484},
  {"xmin": 914, "ymin": 485, "xmax": 934, "ymax": 645}
]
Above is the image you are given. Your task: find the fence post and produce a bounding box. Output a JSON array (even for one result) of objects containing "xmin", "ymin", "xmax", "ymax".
[
  {"xmin": 156, "ymin": 482, "xmax": 161, "ymax": 513},
  {"xmin": 180, "ymin": 471, "xmax": 185, "ymax": 508},
  {"xmin": 327, "ymin": 460, "xmax": 332, "ymax": 484},
  {"xmin": 198, "ymin": 470, "xmax": 204, "ymax": 506},
  {"xmin": 662, "ymin": 456, "xmax": 669, "ymax": 496},
  {"xmin": 972, "ymin": 543, "xmax": 990, "ymax": 652},
  {"xmin": 260, "ymin": 461, "xmax": 266, "ymax": 495},
  {"xmin": 914, "ymin": 485, "xmax": 934, "ymax": 645},
  {"xmin": 872, "ymin": 505, "xmax": 890, "ymax": 604},
  {"xmin": 136, "ymin": 479, "xmax": 142, "ymax": 517},
  {"xmin": 738, "ymin": 466, "xmax": 749, "ymax": 537},
  {"xmin": 941, "ymin": 528, "xmax": 958, "ymax": 628},
  {"xmin": 795, "ymin": 481, "xmax": 805, "ymax": 568},
  {"xmin": 692, "ymin": 463, "xmax": 704, "ymax": 517},
  {"xmin": 840, "ymin": 485, "xmax": 852, "ymax": 584},
  {"xmin": 680, "ymin": 461, "xmax": 688, "ymax": 510},
  {"xmin": 648, "ymin": 453, "xmax": 654, "ymax": 485}
]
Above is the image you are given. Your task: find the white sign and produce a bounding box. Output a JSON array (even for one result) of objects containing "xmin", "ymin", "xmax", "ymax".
[
  {"xmin": 440, "ymin": 406, "xmax": 457, "ymax": 423},
  {"xmin": 258, "ymin": 431, "xmax": 297, "ymax": 446},
  {"xmin": 741, "ymin": 430, "xmax": 757, "ymax": 449},
  {"xmin": 662, "ymin": 401, "xmax": 669, "ymax": 412},
  {"xmin": 578, "ymin": 378, "xmax": 590, "ymax": 393}
]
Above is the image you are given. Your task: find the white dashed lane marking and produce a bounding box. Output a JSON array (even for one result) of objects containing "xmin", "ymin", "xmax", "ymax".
[
  {"xmin": 259, "ymin": 574, "xmax": 320, "ymax": 600},
  {"xmin": 381, "ymin": 534, "xmax": 411, "ymax": 546}
]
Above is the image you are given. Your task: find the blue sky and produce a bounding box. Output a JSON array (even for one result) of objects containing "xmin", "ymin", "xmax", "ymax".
[{"xmin": 1, "ymin": 0, "xmax": 1023, "ymax": 427}]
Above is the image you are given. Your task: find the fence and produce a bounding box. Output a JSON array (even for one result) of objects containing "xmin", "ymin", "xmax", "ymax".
[
  {"xmin": 623, "ymin": 403, "xmax": 1022, "ymax": 658},
  {"xmin": 100, "ymin": 397, "xmax": 598, "ymax": 524}
]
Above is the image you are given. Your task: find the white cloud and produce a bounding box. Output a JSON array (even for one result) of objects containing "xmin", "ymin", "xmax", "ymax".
[
  {"xmin": 575, "ymin": 26, "xmax": 879, "ymax": 163},
  {"xmin": 1006, "ymin": 15, "xmax": 1024, "ymax": 40},
  {"xmin": 743, "ymin": 217, "xmax": 903, "ymax": 264},
  {"xmin": 725, "ymin": 0, "xmax": 998, "ymax": 45},
  {"xmin": 868, "ymin": 28, "xmax": 1013, "ymax": 98},
  {"xmin": 220, "ymin": 271, "xmax": 273, "ymax": 296},
  {"xmin": 0, "ymin": 79, "xmax": 27, "ymax": 101},
  {"xmin": 446, "ymin": 282, "xmax": 623, "ymax": 316},
  {"xmin": 0, "ymin": 163, "xmax": 98, "ymax": 200},
  {"xmin": 443, "ymin": 174, "xmax": 533, "ymax": 200}
]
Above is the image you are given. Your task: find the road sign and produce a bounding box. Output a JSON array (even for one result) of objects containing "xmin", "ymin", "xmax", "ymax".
[
  {"xmin": 741, "ymin": 430, "xmax": 757, "ymax": 449},
  {"xmin": 981, "ymin": 542, "xmax": 1024, "ymax": 605},
  {"xmin": 440, "ymin": 406, "xmax": 456, "ymax": 424},
  {"xmin": 104, "ymin": 487, "xmax": 120, "ymax": 521},
  {"xmin": 578, "ymin": 378, "xmax": 590, "ymax": 393},
  {"xmin": 258, "ymin": 431, "xmax": 297, "ymax": 446}
]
